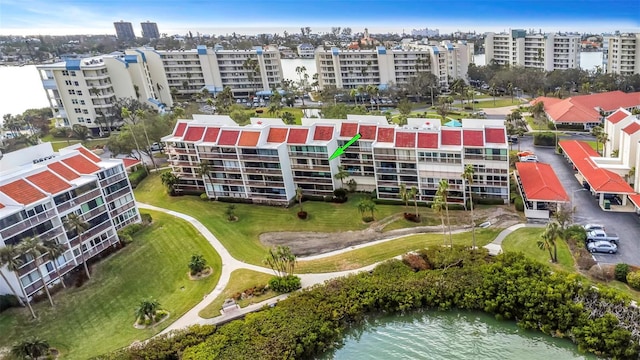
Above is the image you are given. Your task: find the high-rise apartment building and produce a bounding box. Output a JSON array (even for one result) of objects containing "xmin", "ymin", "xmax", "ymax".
[
  {"xmin": 315, "ymin": 41, "xmax": 471, "ymax": 90},
  {"xmin": 0, "ymin": 143, "xmax": 140, "ymax": 299},
  {"xmin": 113, "ymin": 21, "xmax": 136, "ymax": 41},
  {"xmin": 37, "ymin": 51, "xmax": 172, "ymax": 135},
  {"xmin": 484, "ymin": 30, "xmax": 580, "ymax": 71},
  {"xmin": 604, "ymin": 33, "xmax": 640, "ymax": 75},
  {"xmin": 162, "ymin": 115, "xmax": 509, "ymax": 206},
  {"xmin": 140, "ymin": 21, "xmax": 160, "ymax": 39}
]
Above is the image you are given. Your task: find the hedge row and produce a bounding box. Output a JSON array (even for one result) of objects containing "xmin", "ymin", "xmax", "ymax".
[
  {"xmin": 99, "ymin": 250, "xmax": 640, "ymax": 360},
  {"xmin": 127, "ymin": 167, "xmax": 148, "ymax": 188}
]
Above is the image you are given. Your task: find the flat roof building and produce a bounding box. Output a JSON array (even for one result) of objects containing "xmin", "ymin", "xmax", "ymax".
[
  {"xmin": 114, "ymin": 21, "xmax": 135, "ymax": 41},
  {"xmin": 140, "ymin": 21, "xmax": 160, "ymax": 40}
]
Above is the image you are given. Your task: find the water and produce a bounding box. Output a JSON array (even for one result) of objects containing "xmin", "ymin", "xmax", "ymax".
[
  {"xmin": 0, "ymin": 65, "xmax": 50, "ymax": 119},
  {"xmin": 473, "ymin": 52, "xmax": 604, "ymax": 71},
  {"xmin": 321, "ymin": 311, "xmax": 596, "ymax": 360},
  {"xmin": 281, "ymin": 58, "xmax": 317, "ymax": 82}
]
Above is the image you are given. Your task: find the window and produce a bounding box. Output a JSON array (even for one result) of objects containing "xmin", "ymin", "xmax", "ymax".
[
  {"xmin": 74, "ymin": 108, "xmax": 82, "ymax": 113},
  {"xmin": 65, "ymin": 80, "xmax": 72, "ymax": 86},
  {"xmin": 77, "ymin": 117, "xmax": 84, "ymax": 122},
  {"xmin": 68, "ymin": 89, "xmax": 76, "ymax": 95},
  {"xmin": 74, "ymin": 81, "xmax": 79, "ymax": 86},
  {"xmin": 71, "ymin": 99, "xmax": 78, "ymax": 104},
  {"xmin": 70, "ymin": 71, "xmax": 76, "ymax": 76},
  {"xmin": 77, "ymin": 90, "xmax": 83, "ymax": 96},
  {"xmin": 83, "ymin": 109, "xmax": 89, "ymax": 114},
  {"xmin": 80, "ymin": 100, "xmax": 85, "ymax": 105}
]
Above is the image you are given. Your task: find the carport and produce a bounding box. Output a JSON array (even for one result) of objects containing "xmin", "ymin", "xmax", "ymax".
[
  {"xmin": 628, "ymin": 194, "xmax": 640, "ymax": 215},
  {"xmin": 514, "ymin": 162, "xmax": 569, "ymax": 220},
  {"xmin": 558, "ymin": 140, "xmax": 635, "ymax": 211}
]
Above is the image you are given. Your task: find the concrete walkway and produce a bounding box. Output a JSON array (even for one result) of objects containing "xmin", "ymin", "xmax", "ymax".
[{"xmin": 138, "ymin": 202, "xmax": 531, "ymax": 335}]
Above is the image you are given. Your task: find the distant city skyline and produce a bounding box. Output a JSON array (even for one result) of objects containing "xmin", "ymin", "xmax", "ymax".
[{"xmin": 1, "ymin": 0, "xmax": 638, "ymax": 36}]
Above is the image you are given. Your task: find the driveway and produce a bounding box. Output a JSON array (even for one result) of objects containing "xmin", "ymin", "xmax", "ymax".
[{"xmin": 518, "ymin": 134, "xmax": 640, "ymax": 266}]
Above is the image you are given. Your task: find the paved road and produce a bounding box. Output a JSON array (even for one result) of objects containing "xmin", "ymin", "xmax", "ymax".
[{"xmin": 518, "ymin": 134, "xmax": 640, "ymax": 266}]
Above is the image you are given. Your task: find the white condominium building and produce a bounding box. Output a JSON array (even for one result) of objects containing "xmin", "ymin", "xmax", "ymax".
[
  {"xmin": 604, "ymin": 33, "xmax": 640, "ymax": 75},
  {"xmin": 37, "ymin": 51, "xmax": 172, "ymax": 136},
  {"xmin": 153, "ymin": 45, "xmax": 284, "ymax": 97},
  {"xmin": 315, "ymin": 41, "xmax": 471, "ymax": 90},
  {"xmin": 162, "ymin": 115, "xmax": 509, "ymax": 206},
  {"xmin": 0, "ymin": 143, "xmax": 140, "ymax": 300},
  {"xmin": 484, "ymin": 30, "xmax": 580, "ymax": 71}
]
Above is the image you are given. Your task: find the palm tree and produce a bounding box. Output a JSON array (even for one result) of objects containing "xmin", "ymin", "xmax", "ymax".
[
  {"xmin": 135, "ymin": 298, "xmax": 160, "ymax": 323},
  {"xmin": 134, "ymin": 109, "xmax": 158, "ymax": 171},
  {"xmin": 334, "ymin": 166, "xmax": 349, "ymax": 188},
  {"xmin": 591, "ymin": 125, "xmax": 605, "ymax": 154},
  {"xmin": 410, "ymin": 186, "xmax": 419, "ymax": 216},
  {"xmin": 357, "ymin": 198, "xmax": 376, "ymax": 220},
  {"xmin": 19, "ymin": 237, "xmax": 54, "ymax": 307},
  {"xmin": 431, "ymin": 195, "xmax": 447, "ymax": 245},
  {"xmin": 537, "ymin": 221, "xmax": 561, "ymax": 263},
  {"xmin": 366, "ymin": 84, "xmax": 379, "ymax": 110},
  {"xmin": 121, "ymin": 107, "xmax": 147, "ymax": 174},
  {"xmin": 160, "ymin": 172, "xmax": 179, "ymax": 194},
  {"xmin": 188, "ymin": 254, "xmax": 207, "ymax": 275},
  {"xmin": 295, "ymin": 66, "xmax": 307, "ymax": 106},
  {"xmin": 0, "ymin": 245, "xmax": 27, "ymax": 308},
  {"xmin": 296, "ymin": 187, "xmax": 304, "ymax": 213},
  {"xmin": 399, "ymin": 184, "xmax": 410, "ymax": 212},
  {"xmin": 63, "ymin": 213, "xmax": 91, "ymax": 280},
  {"xmin": 437, "ymin": 179, "xmax": 453, "ymax": 247},
  {"xmin": 507, "ymin": 82, "xmax": 514, "ymax": 103},
  {"xmin": 11, "ymin": 337, "xmax": 50, "ymax": 359},
  {"xmin": 196, "ymin": 161, "xmax": 216, "ymax": 199},
  {"xmin": 42, "ymin": 239, "xmax": 67, "ymax": 289},
  {"xmin": 461, "ymin": 164, "xmax": 476, "ymax": 249},
  {"xmin": 350, "ymin": 89, "xmax": 359, "ymax": 105}
]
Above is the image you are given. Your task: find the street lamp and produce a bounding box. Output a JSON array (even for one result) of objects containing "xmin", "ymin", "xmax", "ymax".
[{"xmin": 571, "ymin": 188, "xmax": 588, "ymax": 223}]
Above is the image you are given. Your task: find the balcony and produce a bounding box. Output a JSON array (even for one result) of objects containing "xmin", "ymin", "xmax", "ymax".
[
  {"xmin": 377, "ymin": 180, "xmax": 399, "ymax": 186},
  {"xmin": 239, "ymin": 154, "xmax": 280, "ymax": 161},
  {"xmin": 243, "ymin": 167, "xmax": 283, "ymax": 175},
  {"xmin": 290, "ymin": 164, "xmax": 330, "ymax": 170},
  {"xmin": 248, "ymin": 193, "xmax": 288, "ymax": 200},
  {"xmin": 294, "ymin": 177, "xmax": 333, "ymax": 184},
  {"xmin": 100, "ymin": 172, "xmax": 127, "ymax": 187},
  {"xmin": 68, "ymin": 220, "xmax": 113, "ymax": 248},
  {"xmin": 105, "ymin": 187, "xmax": 131, "ymax": 202},
  {"xmin": 168, "ymin": 147, "xmax": 192, "ymax": 154},
  {"xmin": 0, "ymin": 209, "xmax": 57, "ymax": 240},
  {"xmin": 373, "ymin": 154, "xmax": 398, "ymax": 161},
  {"xmin": 288, "ymin": 152, "xmax": 327, "ymax": 159},
  {"xmin": 110, "ymin": 200, "xmax": 136, "ymax": 216},
  {"xmin": 82, "ymin": 205, "xmax": 108, "ymax": 222},
  {"xmin": 216, "ymin": 178, "xmax": 246, "ymax": 185}
]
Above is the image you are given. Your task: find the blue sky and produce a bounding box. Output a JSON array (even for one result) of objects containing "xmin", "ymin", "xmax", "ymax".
[{"xmin": 1, "ymin": 0, "xmax": 638, "ymax": 36}]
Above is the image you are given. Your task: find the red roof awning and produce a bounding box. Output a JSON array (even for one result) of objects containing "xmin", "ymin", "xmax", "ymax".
[{"xmin": 516, "ymin": 162, "xmax": 569, "ymax": 202}]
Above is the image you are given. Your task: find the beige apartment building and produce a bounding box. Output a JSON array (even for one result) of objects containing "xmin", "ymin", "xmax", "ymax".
[{"xmin": 604, "ymin": 33, "xmax": 640, "ymax": 75}]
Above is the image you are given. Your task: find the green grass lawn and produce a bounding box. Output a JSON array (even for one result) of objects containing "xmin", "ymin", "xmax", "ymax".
[
  {"xmin": 382, "ymin": 215, "xmax": 442, "ymax": 232},
  {"xmin": 501, "ymin": 228, "xmax": 574, "ymax": 273},
  {"xmin": 0, "ymin": 211, "xmax": 221, "ymax": 359},
  {"xmin": 134, "ymin": 174, "xmax": 461, "ymax": 266},
  {"xmin": 478, "ymin": 98, "xmax": 525, "ymax": 109},
  {"xmin": 525, "ymin": 115, "xmax": 549, "ymax": 131},
  {"xmin": 583, "ymin": 140, "xmax": 603, "ymax": 154},
  {"xmin": 246, "ymin": 107, "xmax": 305, "ymax": 124},
  {"xmin": 40, "ymin": 135, "xmax": 109, "ymax": 152},
  {"xmin": 199, "ymin": 269, "xmax": 275, "ymax": 319},
  {"xmin": 296, "ymin": 229, "xmax": 501, "ymax": 273}
]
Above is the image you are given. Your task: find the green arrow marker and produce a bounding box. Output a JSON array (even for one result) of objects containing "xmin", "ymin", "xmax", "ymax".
[{"xmin": 329, "ymin": 133, "xmax": 362, "ymax": 160}]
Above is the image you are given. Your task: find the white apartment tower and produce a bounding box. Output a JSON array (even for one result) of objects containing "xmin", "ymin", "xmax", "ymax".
[
  {"xmin": 604, "ymin": 33, "xmax": 640, "ymax": 75},
  {"xmin": 0, "ymin": 143, "xmax": 140, "ymax": 300},
  {"xmin": 315, "ymin": 41, "xmax": 471, "ymax": 90},
  {"xmin": 37, "ymin": 52, "xmax": 172, "ymax": 136},
  {"xmin": 484, "ymin": 30, "xmax": 580, "ymax": 71}
]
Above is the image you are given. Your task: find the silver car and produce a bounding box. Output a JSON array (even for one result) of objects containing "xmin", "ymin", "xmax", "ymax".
[
  {"xmin": 587, "ymin": 241, "xmax": 617, "ymax": 254},
  {"xmin": 584, "ymin": 224, "xmax": 605, "ymax": 232}
]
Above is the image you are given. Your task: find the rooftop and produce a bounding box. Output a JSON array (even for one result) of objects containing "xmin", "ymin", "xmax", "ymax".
[
  {"xmin": 516, "ymin": 162, "xmax": 569, "ymax": 202},
  {"xmin": 532, "ymin": 91, "xmax": 640, "ymax": 124}
]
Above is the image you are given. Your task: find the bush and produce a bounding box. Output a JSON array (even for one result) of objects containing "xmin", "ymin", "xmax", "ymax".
[
  {"xmin": 533, "ymin": 132, "xmax": 557, "ymax": 146},
  {"xmin": 588, "ymin": 264, "xmax": 615, "ymax": 282},
  {"xmin": 575, "ymin": 248, "xmax": 597, "ymax": 271},
  {"xmin": 510, "ymin": 193, "xmax": 518, "ymax": 203},
  {"xmin": 127, "ymin": 167, "xmax": 148, "ymax": 188},
  {"xmin": 217, "ymin": 197, "xmax": 253, "ymax": 204},
  {"xmin": 347, "ymin": 179, "xmax": 358, "ymax": 192},
  {"xmin": 402, "ymin": 253, "xmax": 430, "ymax": 271},
  {"xmin": 626, "ymin": 271, "xmax": 640, "ymax": 290},
  {"xmin": 120, "ymin": 223, "xmax": 144, "ymax": 237},
  {"xmin": 362, "ymin": 216, "xmax": 374, "ymax": 223},
  {"xmin": 331, "ymin": 196, "xmax": 348, "ymax": 203},
  {"xmin": 140, "ymin": 213, "xmax": 152, "ymax": 224},
  {"xmin": 0, "ymin": 294, "xmax": 20, "ymax": 313},
  {"xmin": 333, "ymin": 188, "xmax": 347, "ymax": 199},
  {"xmin": 268, "ymin": 275, "xmax": 301, "ymax": 293},
  {"xmin": 514, "ymin": 197, "xmax": 524, "ymax": 211},
  {"xmin": 615, "ymin": 263, "xmax": 630, "ymax": 283},
  {"xmin": 475, "ymin": 198, "xmax": 505, "ymax": 205},
  {"xmin": 302, "ymin": 194, "xmax": 325, "ymax": 202},
  {"xmin": 50, "ymin": 127, "xmax": 69, "ymax": 138},
  {"xmin": 200, "ymin": 193, "xmax": 208, "ymax": 201}
]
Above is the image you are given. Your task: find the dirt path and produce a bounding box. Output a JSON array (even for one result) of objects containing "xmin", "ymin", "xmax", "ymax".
[{"xmin": 260, "ymin": 207, "xmax": 522, "ymax": 256}]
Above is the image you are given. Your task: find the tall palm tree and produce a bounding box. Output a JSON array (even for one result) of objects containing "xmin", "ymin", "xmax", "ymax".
[
  {"xmin": 160, "ymin": 172, "xmax": 179, "ymax": 194},
  {"xmin": 244, "ymin": 58, "xmax": 261, "ymax": 98},
  {"xmin": 63, "ymin": 213, "xmax": 91, "ymax": 280},
  {"xmin": 135, "ymin": 298, "xmax": 161, "ymax": 323},
  {"xmin": 399, "ymin": 184, "xmax": 410, "ymax": 212},
  {"xmin": 537, "ymin": 221, "xmax": 561, "ymax": 263},
  {"xmin": 42, "ymin": 239, "xmax": 67, "ymax": 288},
  {"xmin": 196, "ymin": 161, "xmax": 216, "ymax": 199},
  {"xmin": 431, "ymin": 195, "xmax": 447, "ymax": 245},
  {"xmin": 410, "ymin": 186, "xmax": 419, "ymax": 217},
  {"xmin": 334, "ymin": 166, "xmax": 349, "ymax": 187},
  {"xmin": 0, "ymin": 245, "xmax": 27, "ymax": 307},
  {"xmin": 437, "ymin": 179, "xmax": 453, "ymax": 247},
  {"xmin": 295, "ymin": 66, "xmax": 307, "ymax": 106},
  {"xmin": 350, "ymin": 89, "xmax": 359, "ymax": 105},
  {"xmin": 296, "ymin": 187, "xmax": 304, "ymax": 213},
  {"xmin": 461, "ymin": 164, "xmax": 476, "ymax": 249},
  {"xmin": 19, "ymin": 237, "xmax": 54, "ymax": 307}
]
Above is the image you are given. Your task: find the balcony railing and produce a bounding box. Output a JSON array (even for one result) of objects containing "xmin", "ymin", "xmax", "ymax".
[
  {"xmin": 373, "ymin": 154, "xmax": 398, "ymax": 160},
  {"xmin": 0, "ymin": 208, "xmax": 57, "ymax": 240},
  {"xmin": 99, "ymin": 172, "xmax": 126, "ymax": 187},
  {"xmin": 289, "ymin": 152, "xmax": 327, "ymax": 159},
  {"xmin": 67, "ymin": 220, "xmax": 113, "ymax": 248},
  {"xmin": 238, "ymin": 154, "xmax": 280, "ymax": 161},
  {"xmin": 243, "ymin": 167, "xmax": 283, "ymax": 174},
  {"xmin": 110, "ymin": 200, "xmax": 136, "ymax": 216},
  {"xmin": 248, "ymin": 193, "xmax": 288, "ymax": 200},
  {"xmin": 245, "ymin": 180, "xmax": 285, "ymax": 187},
  {"xmin": 105, "ymin": 187, "xmax": 131, "ymax": 203},
  {"xmin": 294, "ymin": 176, "xmax": 333, "ymax": 184},
  {"xmin": 82, "ymin": 205, "xmax": 107, "ymax": 222}
]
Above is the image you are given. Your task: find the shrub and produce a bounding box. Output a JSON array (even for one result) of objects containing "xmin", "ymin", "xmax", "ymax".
[
  {"xmin": 217, "ymin": 197, "xmax": 253, "ymax": 204},
  {"xmin": 188, "ymin": 254, "xmax": 208, "ymax": 275},
  {"xmin": 0, "ymin": 294, "xmax": 20, "ymax": 313},
  {"xmin": 333, "ymin": 188, "xmax": 347, "ymax": 199},
  {"xmin": 475, "ymin": 198, "xmax": 505, "ymax": 205},
  {"xmin": 200, "ymin": 193, "xmax": 209, "ymax": 201},
  {"xmin": 402, "ymin": 253, "xmax": 430, "ymax": 271},
  {"xmin": 302, "ymin": 194, "xmax": 325, "ymax": 202},
  {"xmin": 362, "ymin": 216, "xmax": 374, "ymax": 223},
  {"xmin": 575, "ymin": 248, "xmax": 597, "ymax": 270},
  {"xmin": 347, "ymin": 179, "xmax": 358, "ymax": 192},
  {"xmin": 588, "ymin": 264, "xmax": 615, "ymax": 282},
  {"xmin": 331, "ymin": 196, "xmax": 348, "ymax": 203},
  {"xmin": 117, "ymin": 231, "xmax": 133, "ymax": 244},
  {"xmin": 127, "ymin": 167, "xmax": 148, "ymax": 188},
  {"xmin": 510, "ymin": 193, "xmax": 518, "ymax": 203},
  {"xmin": 140, "ymin": 213, "xmax": 152, "ymax": 224},
  {"xmin": 50, "ymin": 127, "xmax": 69, "ymax": 138},
  {"xmin": 514, "ymin": 197, "xmax": 524, "ymax": 211},
  {"xmin": 268, "ymin": 275, "xmax": 301, "ymax": 293},
  {"xmin": 626, "ymin": 271, "xmax": 640, "ymax": 290},
  {"xmin": 533, "ymin": 132, "xmax": 557, "ymax": 146},
  {"xmin": 144, "ymin": 318, "xmax": 152, "ymax": 326},
  {"xmin": 615, "ymin": 263, "xmax": 630, "ymax": 283}
]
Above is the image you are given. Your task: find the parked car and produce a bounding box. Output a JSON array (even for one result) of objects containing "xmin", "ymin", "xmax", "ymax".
[
  {"xmin": 150, "ymin": 142, "xmax": 164, "ymax": 152},
  {"xmin": 583, "ymin": 224, "xmax": 605, "ymax": 232},
  {"xmin": 586, "ymin": 229, "xmax": 619, "ymax": 245},
  {"xmin": 587, "ymin": 241, "xmax": 618, "ymax": 254}
]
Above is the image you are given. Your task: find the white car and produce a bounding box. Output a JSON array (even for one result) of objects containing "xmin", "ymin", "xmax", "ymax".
[{"xmin": 584, "ymin": 224, "xmax": 605, "ymax": 232}]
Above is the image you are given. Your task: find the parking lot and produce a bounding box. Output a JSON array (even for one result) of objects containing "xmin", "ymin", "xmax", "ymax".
[{"xmin": 518, "ymin": 134, "xmax": 640, "ymax": 266}]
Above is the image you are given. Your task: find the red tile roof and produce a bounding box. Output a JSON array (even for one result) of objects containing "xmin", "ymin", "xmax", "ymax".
[
  {"xmin": 78, "ymin": 147, "xmax": 101, "ymax": 162},
  {"xmin": 0, "ymin": 179, "xmax": 46, "ymax": 205},
  {"xmin": 62, "ymin": 155, "xmax": 101, "ymax": 174},
  {"xmin": 238, "ymin": 131, "xmax": 261, "ymax": 147},
  {"xmin": 359, "ymin": 125, "xmax": 377, "ymax": 140},
  {"xmin": 395, "ymin": 132, "xmax": 416, "ymax": 148},
  {"xmin": 340, "ymin": 123, "xmax": 358, "ymax": 137},
  {"xmin": 287, "ymin": 128, "xmax": 309, "ymax": 144},
  {"xmin": 516, "ymin": 162, "xmax": 569, "ymax": 202},
  {"xmin": 441, "ymin": 129, "xmax": 462, "ymax": 146},
  {"xmin": 534, "ymin": 91, "xmax": 640, "ymax": 124},
  {"xmin": 623, "ymin": 122, "xmax": 640, "ymax": 135},
  {"xmin": 485, "ymin": 128, "xmax": 506, "ymax": 144},
  {"xmin": 122, "ymin": 158, "xmax": 141, "ymax": 169},
  {"xmin": 376, "ymin": 128, "xmax": 395, "ymax": 142},
  {"xmin": 559, "ymin": 140, "xmax": 635, "ymax": 193},
  {"xmin": 417, "ymin": 133, "xmax": 439, "ymax": 148},
  {"xmin": 48, "ymin": 162, "xmax": 80, "ymax": 181},
  {"xmin": 629, "ymin": 194, "xmax": 640, "ymax": 209},
  {"xmin": 0, "ymin": 203, "xmax": 4, "ymax": 209},
  {"xmin": 607, "ymin": 109, "xmax": 630, "ymax": 124},
  {"xmin": 184, "ymin": 126, "xmax": 206, "ymax": 142},
  {"xmin": 174, "ymin": 122, "xmax": 188, "ymax": 136},
  {"xmin": 203, "ymin": 127, "xmax": 221, "ymax": 143},
  {"xmin": 570, "ymin": 91, "xmax": 640, "ymax": 112},
  {"xmin": 529, "ymin": 96, "xmax": 563, "ymax": 108},
  {"xmin": 313, "ymin": 126, "xmax": 334, "ymax": 141},
  {"xmin": 26, "ymin": 170, "xmax": 71, "ymax": 195},
  {"xmin": 463, "ymin": 130, "xmax": 484, "ymax": 146},
  {"xmin": 217, "ymin": 130, "xmax": 240, "ymax": 146},
  {"xmin": 267, "ymin": 128, "xmax": 289, "ymax": 143}
]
